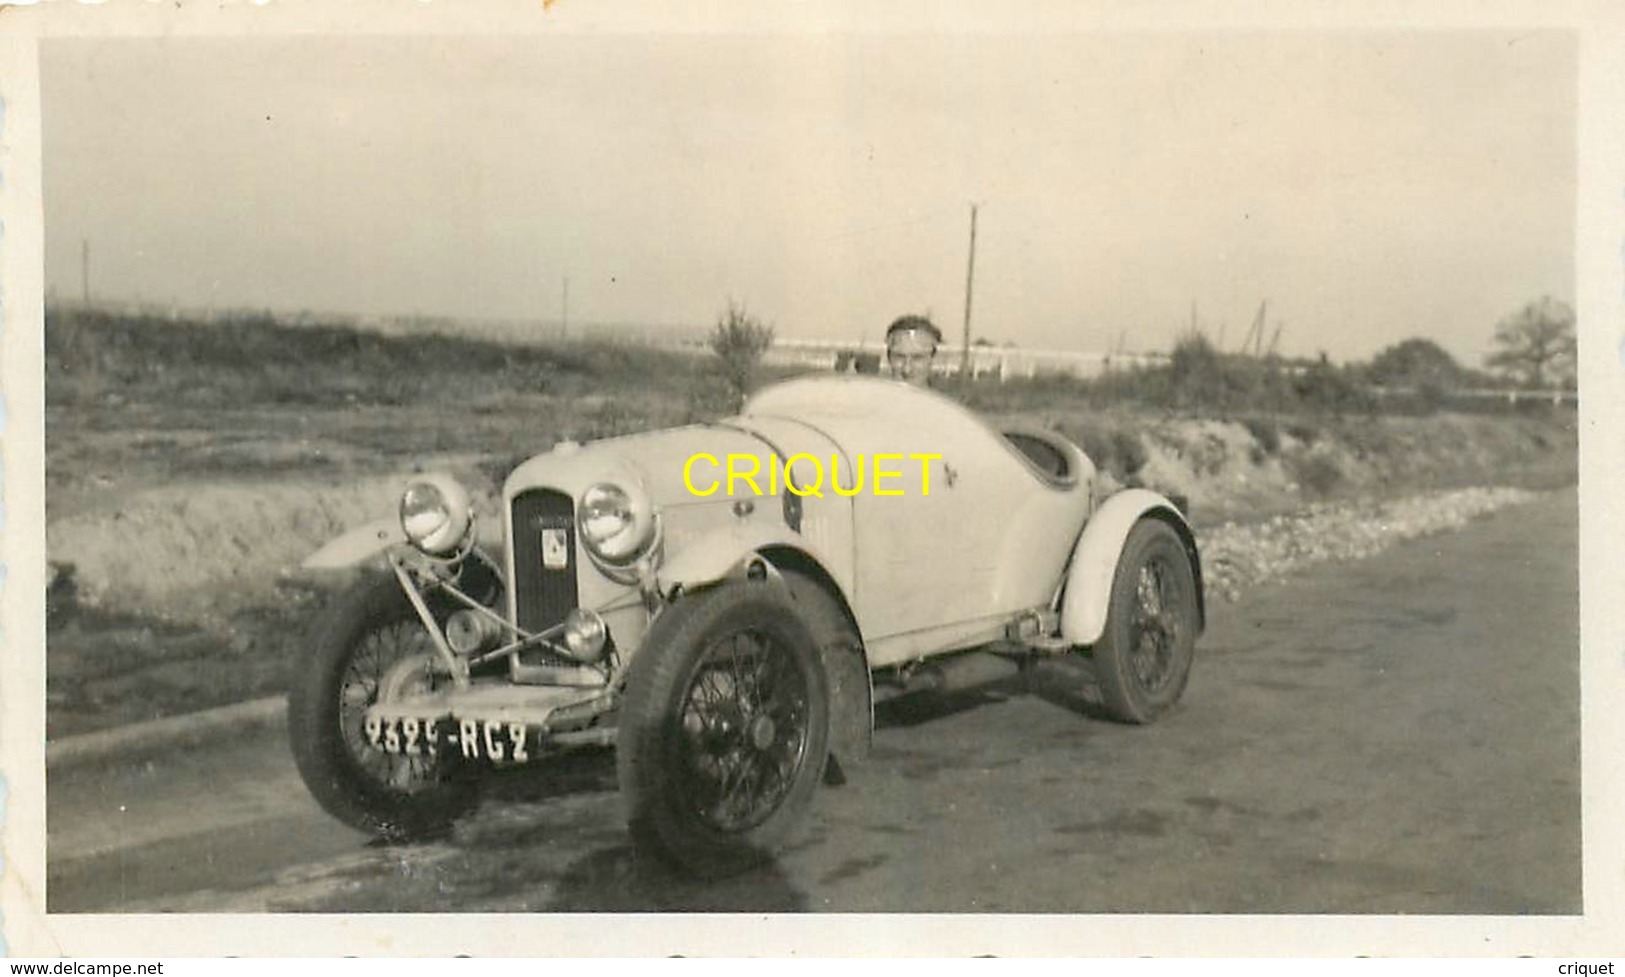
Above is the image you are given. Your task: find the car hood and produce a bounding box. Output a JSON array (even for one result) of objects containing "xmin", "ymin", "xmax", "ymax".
[
  {"xmin": 742, "ymin": 374, "xmax": 1008, "ymax": 460},
  {"xmin": 504, "ymin": 374, "xmax": 1015, "ymax": 508},
  {"xmin": 505, "ymin": 424, "xmax": 776, "ymax": 507}
]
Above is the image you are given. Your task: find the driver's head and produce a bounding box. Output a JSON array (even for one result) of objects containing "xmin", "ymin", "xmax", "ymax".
[{"xmin": 885, "ymin": 315, "xmax": 941, "ymax": 387}]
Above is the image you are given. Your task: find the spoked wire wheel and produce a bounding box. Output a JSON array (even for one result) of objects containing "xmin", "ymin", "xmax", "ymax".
[
  {"xmin": 672, "ymin": 627, "xmax": 813, "ymax": 834},
  {"xmin": 1126, "ymin": 556, "xmax": 1186, "ymax": 696},
  {"xmin": 1090, "ymin": 519, "xmax": 1200, "ymax": 724},
  {"xmin": 336, "ymin": 620, "xmax": 447, "ymax": 794},
  {"xmin": 618, "ymin": 579, "xmax": 831, "ymax": 876},
  {"xmin": 288, "ymin": 575, "xmax": 476, "ymax": 840}
]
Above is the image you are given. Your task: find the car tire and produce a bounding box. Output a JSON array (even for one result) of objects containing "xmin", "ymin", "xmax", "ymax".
[
  {"xmin": 287, "ymin": 574, "xmax": 477, "ymax": 841},
  {"xmin": 778, "ymin": 569, "xmax": 870, "ymax": 784},
  {"xmin": 617, "ymin": 578, "xmax": 832, "ymax": 877},
  {"xmin": 1091, "ymin": 518, "xmax": 1200, "ymax": 725}
]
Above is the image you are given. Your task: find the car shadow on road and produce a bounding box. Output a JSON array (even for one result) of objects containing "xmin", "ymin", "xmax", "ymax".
[
  {"xmin": 1023, "ymin": 658, "xmax": 1118, "ymax": 722},
  {"xmin": 544, "ymin": 845, "xmax": 810, "ymax": 912},
  {"xmin": 478, "ymin": 744, "xmax": 620, "ymax": 804},
  {"xmin": 443, "ymin": 743, "xmax": 812, "ymax": 912},
  {"xmin": 872, "ymin": 658, "xmax": 1114, "ymax": 730},
  {"xmin": 426, "ymin": 660, "xmax": 1109, "ymax": 913}
]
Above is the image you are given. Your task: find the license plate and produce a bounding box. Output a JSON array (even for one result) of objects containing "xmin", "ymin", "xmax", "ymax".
[
  {"xmin": 365, "ymin": 715, "xmax": 534, "ymax": 763},
  {"xmin": 541, "ymin": 528, "xmax": 569, "ymax": 569}
]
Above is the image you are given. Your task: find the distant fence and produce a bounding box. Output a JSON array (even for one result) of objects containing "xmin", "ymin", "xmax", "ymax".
[
  {"xmin": 1371, "ymin": 385, "xmax": 1578, "ymax": 408},
  {"xmin": 653, "ymin": 336, "xmax": 1168, "ymax": 381},
  {"xmin": 760, "ymin": 338, "xmax": 1168, "ymax": 380}
]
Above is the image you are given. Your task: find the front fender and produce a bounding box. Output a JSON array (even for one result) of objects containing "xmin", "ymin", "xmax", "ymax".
[
  {"xmin": 655, "ymin": 524, "xmax": 838, "ymax": 599},
  {"xmin": 302, "ymin": 518, "xmax": 407, "ymax": 570},
  {"xmin": 303, "ymin": 512, "xmax": 505, "ymax": 572},
  {"xmin": 654, "ymin": 525, "xmax": 871, "ymax": 777},
  {"xmin": 1060, "ymin": 488, "xmax": 1203, "ymax": 647}
]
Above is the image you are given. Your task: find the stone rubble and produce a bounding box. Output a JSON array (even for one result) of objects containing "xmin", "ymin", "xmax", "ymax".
[{"xmin": 1199, "ymin": 486, "xmax": 1539, "ymax": 603}]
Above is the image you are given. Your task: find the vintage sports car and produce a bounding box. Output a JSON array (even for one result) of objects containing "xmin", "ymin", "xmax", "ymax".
[{"xmin": 289, "ymin": 375, "xmax": 1204, "ymax": 874}]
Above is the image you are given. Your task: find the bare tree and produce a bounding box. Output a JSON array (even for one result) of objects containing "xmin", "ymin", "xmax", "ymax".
[{"xmin": 1485, "ymin": 296, "xmax": 1576, "ymax": 389}]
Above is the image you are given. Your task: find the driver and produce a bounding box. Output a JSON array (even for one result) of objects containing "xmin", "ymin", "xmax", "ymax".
[{"xmin": 885, "ymin": 315, "xmax": 942, "ymax": 387}]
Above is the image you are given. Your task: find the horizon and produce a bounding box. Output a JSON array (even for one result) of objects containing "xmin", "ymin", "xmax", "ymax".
[{"xmin": 49, "ymin": 295, "xmax": 1561, "ymax": 378}]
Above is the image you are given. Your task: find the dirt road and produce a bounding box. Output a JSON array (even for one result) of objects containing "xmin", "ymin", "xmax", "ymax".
[{"xmin": 47, "ymin": 489, "xmax": 1579, "ymax": 914}]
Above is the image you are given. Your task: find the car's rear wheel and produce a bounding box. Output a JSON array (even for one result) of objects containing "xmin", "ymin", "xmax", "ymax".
[
  {"xmin": 617, "ymin": 578, "xmax": 831, "ymax": 877},
  {"xmin": 288, "ymin": 574, "xmax": 477, "ymax": 841},
  {"xmin": 1091, "ymin": 518, "xmax": 1199, "ymax": 724}
]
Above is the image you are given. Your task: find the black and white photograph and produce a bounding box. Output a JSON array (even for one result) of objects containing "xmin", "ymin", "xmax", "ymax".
[{"xmin": 3, "ymin": 0, "xmax": 1622, "ymax": 960}]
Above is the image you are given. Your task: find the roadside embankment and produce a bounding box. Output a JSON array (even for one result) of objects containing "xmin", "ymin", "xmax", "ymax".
[
  {"xmin": 49, "ymin": 409, "xmax": 1575, "ymax": 622},
  {"xmin": 1200, "ymin": 486, "xmax": 1538, "ymax": 602}
]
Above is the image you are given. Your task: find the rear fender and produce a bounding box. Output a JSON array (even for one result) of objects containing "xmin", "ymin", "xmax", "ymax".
[{"xmin": 1060, "ymin": 489, "xmax": 1203, "ymax": 647}]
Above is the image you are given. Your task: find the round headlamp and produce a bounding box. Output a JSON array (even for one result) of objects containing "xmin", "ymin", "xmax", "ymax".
[
  {"xmin": 577, "ymin": 480, "xmax": 656, "ymax": 565},
  {"xmin": 399, "ymin": 473, "xmax": 474, "ymax": 556}
]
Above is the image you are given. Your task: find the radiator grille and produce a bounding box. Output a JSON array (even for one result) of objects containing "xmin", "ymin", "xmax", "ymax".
[{"xmin": 510, "ymin": 488, "xmax": 579, "ymax": 635}]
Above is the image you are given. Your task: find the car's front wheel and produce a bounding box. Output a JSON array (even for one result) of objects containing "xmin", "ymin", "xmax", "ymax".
[
  {"xmin": 617, "ymin": 578, "xmax": 831, "ymax": 877},
  {"xmin": 287, "ymin": 574, "xmax": 477, "ymax": 841},
  {"xmin": 1090, "ymin": 518, "xmax": 1200, "ymax": 724}
]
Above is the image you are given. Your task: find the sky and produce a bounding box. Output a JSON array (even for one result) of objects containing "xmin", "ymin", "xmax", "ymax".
[{"xmin": 40, "ymin": 30, "xmax": 1575, "ymax": 365}]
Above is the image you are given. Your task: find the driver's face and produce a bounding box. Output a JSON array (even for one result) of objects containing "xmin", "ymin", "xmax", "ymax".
[
  {"xmin": 888, "ymin": 349, "xmax": 935, "ymax": 385},
  {"xmin": 887, "ymin": 330, "xmax": 938, "ymax": 386}
]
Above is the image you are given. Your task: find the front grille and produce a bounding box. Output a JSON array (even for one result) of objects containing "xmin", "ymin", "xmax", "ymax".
[{"xmin": 510, "ymin": 488, "xmax": 579, "ymax": 635}]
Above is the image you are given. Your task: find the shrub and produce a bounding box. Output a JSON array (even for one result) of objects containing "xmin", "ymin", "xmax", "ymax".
[
  {"xmin": 1167, "ymin": 332, "xmax": 1228, "ymax": 411},
  {"xmin": 1292, "ymin": 357, "xmax": 1377, "ymax": 416},
  {"xmin": 1111, "ymin": 429, "xmax": 1148, "ymax": 478},
  {"xmin": 707, "ymin": 301, "xmax": 775, "ymax": 411},
  {"xmin": 1067, "ymin": 424, "xmax": 1115, "ymax": 478},
  {"xmin": 683, "ymin": 379, "xmax": 742, "ymax": 424},
  {"xmin": 1062, "ymin": 420, "xmax": 1147, "ymax": 484},
  {"xmin": 1366, "ymin": 338, "xmax": 1464, "ymax": 392},
  {"xmin": 1287, "ymin": 452, "xmax": 1344, "ymax": 497},
  {"xmin": 1242, "ymin": 417, "xmax": 1281, "ymax": 456},
  {"xmin": 1285, "ymin": 421, "xmax": 1321, "ymax": 446},
  {"xmin": 1184, "ymin": 432, "xmax": 1229, "ymax": 477}
]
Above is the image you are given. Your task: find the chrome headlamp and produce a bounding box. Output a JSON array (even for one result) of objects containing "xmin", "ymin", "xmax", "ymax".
[
  {"xmin": 399, "ymin": 473, "xmax": 474, "ymax": 557},
  {"xmin": 576, "ymin": 480, "xmax": 657, "ymax": 565}
]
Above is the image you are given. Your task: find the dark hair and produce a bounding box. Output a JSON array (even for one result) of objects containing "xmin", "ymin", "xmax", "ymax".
[{"xmin": 885, "ymin": 315, "xmax": 942, "ymax": 344}]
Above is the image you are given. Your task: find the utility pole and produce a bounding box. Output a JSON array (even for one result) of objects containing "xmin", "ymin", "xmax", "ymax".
[
  {"xmin": 562, "ymin": 276, "xmax": 570, "ymax": 340},
  {"xmin": 81, "ymin": 238, "xmax": 90, "ymax": 306},
  {"xmin": 960, "ymin": 203, "xmax": 978, "ymax": 380}
]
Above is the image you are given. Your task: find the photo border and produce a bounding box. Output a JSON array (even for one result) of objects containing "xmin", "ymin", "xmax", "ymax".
[{"xmin": 3, "ymin": 0, "xmax": 1621, "ymax": 957}]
